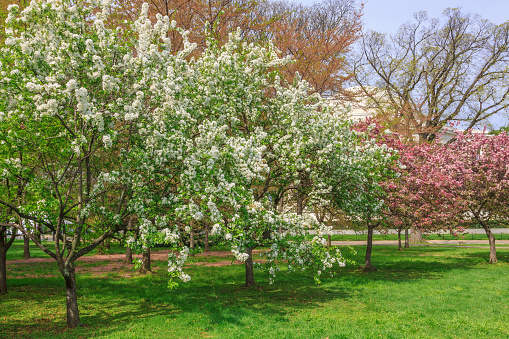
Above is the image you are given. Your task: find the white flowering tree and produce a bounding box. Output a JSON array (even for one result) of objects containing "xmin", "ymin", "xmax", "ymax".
[
  {"xmin": 0, "ymin": 0, "xmax": 398, "ymax": 330},
  {"xmin": 0, "ymin": 0, "xmax": 193, "ymax": 327},
  {"xmin": 143, "ymin": 33, "xmax": 392, "ymax": 287}
]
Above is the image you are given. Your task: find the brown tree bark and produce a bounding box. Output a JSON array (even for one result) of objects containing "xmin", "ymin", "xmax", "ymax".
[
  {"xmin": 63, "ymin": 265, "xmax": 80, "ymax": 328},
  {"xmin": 189, "ymin": 220, "xmax": 195, "ymax": 251},
  {"xmin": 244, "ymin": 247, "xmax": 255, "ymax": 287},
  {"xmin": 363, "ymin": 222, "xmax": 376, "ymax": 272},
  {"xmin": 189, "ymin": 229, "xmax": 194, "ymax": 251},
  {"xmin": 36, "ymin": 223, "xmax": 42, "ymax": 242},
  {"xmin": 404, "ymin": 228, "xmax": 410, "ymax": 248},
  {"xmin": 487, "ymin": 232, "xmax": 498, "ymax": 264},
  {"xmin": 139, "ymin": 248, "xmax": 151, "ymax": 273},
  {"xmin": 296, "ymin": 196, "xmax": 304, "ymax": 215},
  {"xmin": 125, "ymin": 217, "xmax": 134, "ymax": 264},
  {"xmin": 327, "ymin": 234, "xmax": 332, "ymax": 248},
  {"xmin": 480, "ymin": 220, "xmax": 498, "ymax": 263},
  {"xmin": 397, "ymin": 227, "xmax": 402, "ymax": 251},
  {"xmin": 124, "ymin": 246, "xmax": 133, "ymax": 264},
  {"xmin": 23, "ymin": 234, "xmax": 30, "ymax": 259},
  {"xmin": 409, "ymin": 226, "xmax": 423, "ymax": 243},
  {"xmin": 204, "ymin": 222, "xmax": 209, "ymax": 252},
  {"xmin": 0, "ymin": 247, "xmax": 6, "ymax": 295},
  {"xmin": 0, "ymin": 226, "xmax": 17, "ymax": 295}
]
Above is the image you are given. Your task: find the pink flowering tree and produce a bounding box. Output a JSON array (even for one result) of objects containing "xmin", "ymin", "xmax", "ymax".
[
  {"xmin": 379, "ymin": 128, "xmax": 466, "ymax": 247},
  {"xmin": 381, "ymin": 139, "xmax": 433, "ymax": 248},
  {"xmin": 401, "ymin": 131, "xmax": 509, "ymax": 263}
]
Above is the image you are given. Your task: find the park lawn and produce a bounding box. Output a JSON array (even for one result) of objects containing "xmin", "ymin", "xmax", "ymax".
[
  {"xmin": 5, "ymin": 240, "xmax": 139, "ymax": 260},
  {"xmin": 328, "ymin": 232, "xmax": 509, "ymax": 242},
  {"xmin": 1, "ymin": 245, "xmax": 509, "ymax": 338}
]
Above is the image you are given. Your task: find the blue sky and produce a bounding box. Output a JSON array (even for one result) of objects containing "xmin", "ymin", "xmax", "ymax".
[
  {"xmin": 297, "ymin": 0, "xmax": 509, "ymax": 128},
  {"xmin": 298, "ymin": 0, "xmax": 508, "ymax": 34}
]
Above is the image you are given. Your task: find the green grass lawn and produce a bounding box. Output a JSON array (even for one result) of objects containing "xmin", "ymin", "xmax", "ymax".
[
  {"xmin": 5, "ymin": 240, "xmax": 128, "ymax": 261},
  {"xmin": 1, "ymin": 244, "xmax": 509, "ymax": 338},
  {"xmin": 327, "ymin": 232, "xmax": 509, "ymax": 242}
]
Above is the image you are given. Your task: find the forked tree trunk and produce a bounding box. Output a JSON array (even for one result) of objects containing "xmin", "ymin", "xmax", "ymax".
[
  {"xmin": 245, "ymin": 247, "xmax": 255, "ymax": 287},
  {"xmin": 124, "ymin": 246, "xmax": 133, "ymax": 264},
  {"xmin": 397, "ymin": 228, "xmax": 402, "ymax": 251},
  {"xmin": 63, "ymin": 265, "xmax": 80, "ymax": 328},
  {"xmin": 363, "ymin": 223, "xmax": 376, "ymax": 272},
  {"xmin": 139, "ymin": 248, "xmax": 151, "ymax": 274},
  {"xmin": 404, "ymin": 228, "xmax": 409, "ymax": 248},
  {"xmin": 23, "ymin": 235, "xmax": 30, "ymax": 259}
]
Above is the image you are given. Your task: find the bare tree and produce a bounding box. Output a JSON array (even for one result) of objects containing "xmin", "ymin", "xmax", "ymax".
[{"xmin": 353, "ymin": 8, "xmax": 509, "ymax": 141}]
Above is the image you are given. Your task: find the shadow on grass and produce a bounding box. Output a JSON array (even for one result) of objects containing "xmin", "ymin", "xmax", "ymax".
[
  {"xmin": 2, "ymin": 245, "xmax": 509, "ymax": 338},
  {"xmin": 1, "ymin": 265, "xmax": 352, "ymax": 338},
  {"xmin": 337, "ymin": 245, "xmax": 509, "ymax": 282},
  {"xmin": 462, "ymin": 246, "xmax": 509, "ymax": 263}
]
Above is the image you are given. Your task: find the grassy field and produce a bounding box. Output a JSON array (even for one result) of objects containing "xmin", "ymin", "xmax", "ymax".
[
  {"xmin": 1, "ymin": 241, "xmax": 509, "ymax": 338},
  {"xmin": 328, "ymin": 232, "xmax": 509, "ymax": 242}
]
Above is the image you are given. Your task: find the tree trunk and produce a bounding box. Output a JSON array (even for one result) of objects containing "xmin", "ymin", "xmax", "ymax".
[
  {"xmin": 124, "ymin": 246, "xmax": 132, "ymax": 264},
  {"xmin": 139, "ymin": 248, "xmax": 151, "ymax": 273},
  {"xmin": 125, "ymin": 217, "xmax": 134, "ymax": 264},
  {"xmin": 296, "ymin": 195, "xmax": 304, "ymax": 215},
  {"xmin": 363, "ymin": 223, "xmax": 376, "ymax": 272},
  {"xmin": 487, "ymin": 232, "xmax": 498, "ymax": 264},
  {"xmin": 1, "ymin": 226, "xmax": 18, "ymax": 295},
  {"xmin": 244, "ymin": 247, "xmax": 255, "ymax": 287},
  {"xmin": 0, "ymin": 247, "xmax": 6, "ymax": 295},
  {"xmin": 0, "ymin": 227, "xmax": 6, "ymax": 295},
  {"xmin": 189, "ymin": 220, "xmax": 195, "ymax": 251},
  {"xmin": 36, "ymin": 224, "xmax": 42, "ymax": 242},
  {"xmin": 327, "ymin": 234, "xmax": 332, "ymax": 247},
  {"xmin": 189, "ymin": 229, "xmax": 194, "ymax": 251},
  {"xmin": 64, "ymin": 266, "xmax": 80, "ymax": 328},
  {"xmin": 23, "ymin": 235, "xmax": 30, "ymax": 259},
  {"xmin": 397, "ymin": 228, "xmax": 402, "ymax": 251},
  {"xmin": 409, "ymin": 226, "xmax": 423, "ymax": 243},
  {"xmin": 481, "ymin": 222, "xmax": 498, "ymax": 264},
  {"xmin": 404, "ymin": 228, "xmax": 409, "ymax": 248},
  {"xmin": 204, "ymin": 223, "xmax": 209, "ymax": 252}
]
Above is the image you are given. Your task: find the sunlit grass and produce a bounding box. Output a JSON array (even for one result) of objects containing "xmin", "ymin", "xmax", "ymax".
[
  {"xmin": 328, "ymin": 232, "xmax": 509, "ymax": 242},
  {"xmin": 1, "ymin": 245, "xmax": 509, "ymax": 338}
]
